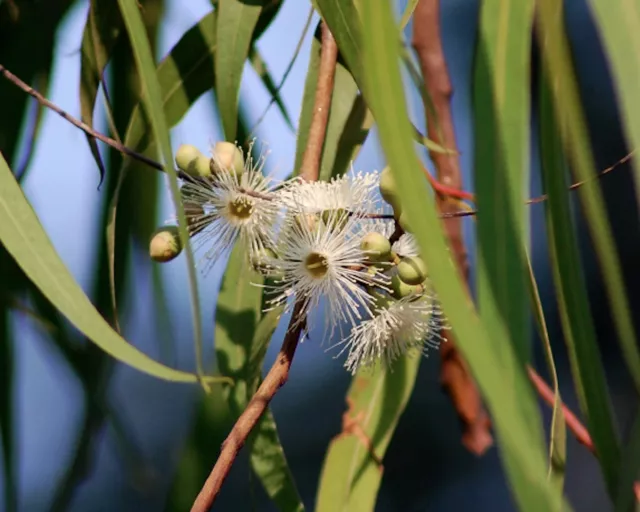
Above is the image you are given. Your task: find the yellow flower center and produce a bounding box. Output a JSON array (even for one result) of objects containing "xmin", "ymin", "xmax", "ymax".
[{"xmin": 228, "ymin": 195, "xmax": 254, "ymax": 220}]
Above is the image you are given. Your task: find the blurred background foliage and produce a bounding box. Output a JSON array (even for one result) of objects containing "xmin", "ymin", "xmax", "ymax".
[{"xmin": 0, "ymin": 0, "xmax": 639, "ymax": 510}]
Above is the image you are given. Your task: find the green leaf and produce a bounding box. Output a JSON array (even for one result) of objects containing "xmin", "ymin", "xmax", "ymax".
[
  {"xmin": 473, "ymin": 0, "xmax": 542, "ymax": 443},
  {"xmin": 117, "ymin": 0, "xmax": 207, "ymax": 384},
  {"xmin": 316, "ymin": 356, "xmax": 420, "ymax": 511},
  {"xmin": 0, "ymin": 154, "xmax": 222, "ymax": 383},
  {"xmin": 614, "ymin": 410, "xmax": 640, "ymax": 512},
  {"xmin": 248, "ymin": 46, "xmax": 294, "ymax": 132},
  {"xmin": 294, "ymin": 28, "xmax": 372, "ymax": 180},
  {"xmin": 359, "ymin": 3, "xmax": 563, "ymax": 510},
  {"xmin": 215, "ymin": 243, "xmax": 303, "ymax": 511},
  {"xmin": 526, "ymin": 255, "xmax": 566, "ymax": 495},
  {"xmin": 587, "ymin": 0, "xmax": 640, "ymax": 218},
  {"xmin": 78, "ymin": 0, "xmax": 123, "ymax": 183},
  {"xmin": 216, "ymin": 0, "xmax": 265, "ymax": 140},
  {"xmin": 538, "ymin": 60, "xmax": 621, "ymax": 497},
  {"xmin": 537, "ymin": 0, "xmax": 640, "ymax": 396}
]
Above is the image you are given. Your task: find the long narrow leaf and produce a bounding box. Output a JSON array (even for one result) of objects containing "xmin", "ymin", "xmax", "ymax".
[
  {"xmin": 538, "ymin": 58, "xmax": 621, "ymax": 497},
  {"xmin": 216, "ymin": 0, "xmax": 264, "ymax": 140},
  {"xmin": 117, "ymin": 0, "xmax": 207, "ymax": 384},
  {"xmin": 537, "ymin": 0, "xmax": 640, "ymax": 396},
  {"xmin": 359, "ymin": 3, "xmax": 562, "ymax": 510},
  {"xmin": 0, "ymin": 154, "xmax": 220, "ymax": 383}
]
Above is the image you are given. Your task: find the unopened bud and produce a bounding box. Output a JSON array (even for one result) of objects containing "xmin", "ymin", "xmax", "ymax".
[
  {"xmin": 369, "ymin": 287, "xmax": 394, "ymax": 311},
  {"xmin": 211, "ymin": 141, "xmax": 244, "ymax": 177},
  {"xmin": 391, "ymin": 274, "xmax": 422, "ymax": 299},
  {"xmin": 379, "ymin": 166, "xmax": 402, "ymax": 214},
  {"xmin": 149, "ymin": 226, "xmax": 182, "ymax": 262},
  {"xmin": 176, "ymin": 144, "xmax": 211, "ymax": 177},
  {"xmin": 397, "ymin": 256, "xmax": 428, "ymax": 285},
  {"xmin": 321, "ymin": 209, "xmax": 349, "ymax": 231},
  {"xmin": 360, "ymin": 232, "xmax": 391, "ymax": 262}
]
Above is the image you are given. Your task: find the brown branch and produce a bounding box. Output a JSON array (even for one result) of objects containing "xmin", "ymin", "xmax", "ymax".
[
  {"xmin": 528, "ymin": 366, "xmax": 640, "ymax": 503},
  {"xmin": 0, "ymin": 63, "xmax": 164, "ymax": 173},
  {"xmin": 190, "ymin": 23, "xmax": 338, "ymax": 512},
  {"xmin": 299, "ymin": 24, "xmax": 338, "ymax": 181},
  {"xmin": 413, "ymin": 0, "xmax": 493, "ymax": 456}
]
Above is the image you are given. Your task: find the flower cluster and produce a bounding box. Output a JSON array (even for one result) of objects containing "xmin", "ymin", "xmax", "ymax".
[{"xmin": 149, "ymin": 141, "xmax": 449, "ymax": 374}]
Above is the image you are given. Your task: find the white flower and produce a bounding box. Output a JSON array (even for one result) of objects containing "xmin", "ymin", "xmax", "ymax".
[
  {"xmin": 266, "ymin": 207, "xmax": 388, "ymax": 338},
  {"xmin": 179, "ymin": 146, "xmax": 279, "ymax": 272},
  {"xmin": 392, "ymin": 233, "xmax": 420, "ymax": 258},
  {"xmin": 280, "ymin": 170, "xmax": 379, "ymax": 215},
  {"xmin": 336, "ymin": 291, "xmax": 448, "ymax": 375}
]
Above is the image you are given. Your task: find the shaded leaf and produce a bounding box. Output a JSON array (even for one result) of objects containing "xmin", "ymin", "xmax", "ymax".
[
  {"xmin": 614, "ymin": 410, "xmax": 640, "ymax": 512},
  {"xmin": 537, "ymin": 0, "xmax": 640, "ymax": 396},
  {"xmin": 538, "ymin": 57, "xmax": 621, "ymax": 497},
  {"xmin": 316, "ymin": 356, "xmax": 420, "ymax": 511}
]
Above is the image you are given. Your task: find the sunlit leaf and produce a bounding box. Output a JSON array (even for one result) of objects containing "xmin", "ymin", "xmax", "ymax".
[
  {"xmin": 359, "ymin": 3, "xmax": 562, "ymax": 510},
  {"xmin": 117, "ymin": 0, "xmax": 208, "ymax": 383},
  {"xmin": 473, "ymin": 0, "xmax": 541, "ymax": 443},
  {"xmin": 0, "ymin": 154, "xmax": 222, "ymax": 383}
]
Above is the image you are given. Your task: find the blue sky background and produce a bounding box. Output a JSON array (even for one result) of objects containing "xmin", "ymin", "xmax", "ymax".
[{"xmin": 3, "ymin": 0, "xmax": 637, "ymax": 510}]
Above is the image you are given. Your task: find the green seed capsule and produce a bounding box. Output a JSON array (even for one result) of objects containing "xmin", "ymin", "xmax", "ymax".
[
  {"xmin": 211, "ymin": 141, "xmax": 245, "ymax": 177},
  {"xmin": 390, "ymin": 274, "xmax": 422, "ymax": 298},
  {"xmin": 360, "ymin": 232, "xmax": 391, "ymax": 262},
  {"xmin": 149, "ymin": 226, "xmax": 182, "ymax": 263},
  {"xmin": 379, "ymin": 166, "xmax": 402, "ymax": 214},
  {"xmin": 397, "ymin": 255, "xmax": 428, "ymax": 285},
  {"xmin": 175, "ymin": 144, "xmax": 210, "ymax": 177}
]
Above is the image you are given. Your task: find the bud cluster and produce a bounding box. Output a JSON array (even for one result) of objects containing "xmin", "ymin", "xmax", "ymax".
[{"xmin": 149, "ymin": 141, "xmax": 449, "ymax": 374}]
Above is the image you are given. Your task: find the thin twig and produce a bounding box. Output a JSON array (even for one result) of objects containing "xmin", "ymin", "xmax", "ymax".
[
  {"xmin": 0, "ymin": 63, "xmax": 164, "ymax": 172},
  {"xmin": 190, "ymin": 23, "xmax": 338, "ymax": 512},
  {"xmin": 413, "ymin": 0, "xmax": 493, "ymax": 455}
]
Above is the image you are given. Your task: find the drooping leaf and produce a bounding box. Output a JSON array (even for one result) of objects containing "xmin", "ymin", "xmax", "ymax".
[
  {"xmin": 117, "ymin": 0, "xmax": 207, "ymax": 383},
  {"xmin": 537, "ymin": 0, "xmax": 640, "ymax": 396},
  {"xmin": 0, "ymin": 153, "xmax": 221, "ymax": 383},
  {"xmin": 248, "ymin": 46, "xmax": 295, "ymax": 133},
  {"xmin": 587, "ymin": 0, "xmax": 640, "ymax": 216},
  {"xmin": 473, "ymin": 0, "xmax": 541, "ymax": 444},
  {"xmin": 538, "ymin": 58, "xmax": 621, "ymax": 497},
  {"xmin": 216, "ymin": 0, "xmax": 265, "ymax": 140},
  {"xmin": 78, "ymin": 0, "xmax": 123, "ymax": 183},
  {"xmin": 359, "ymin": 3, "xmax": 562, "ymax": 510},
  {"xmin": 526, "ymin": 255, "xmax": 566, "ymax": 495},
  {"xmin": 316, "ymin": 356, "xmax": 420, "ymax": 511}
]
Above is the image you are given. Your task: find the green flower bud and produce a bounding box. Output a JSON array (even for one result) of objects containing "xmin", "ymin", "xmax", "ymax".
[
  {"xmin": 379, "ymin": 166, "xmax": 402, "ymax": 214},
  {"xmin": 149, "ymin": 226, "xmax": 182, "ymax": 263},
  {"xmin": 211, "ymin": 141, "xmax": 244, "ymax": 177},
  {"xmin": 176, "ymin": 144, "xmax": 211, "ymax": 177},
  {"xmin": 360, "ymin": 232, "xmax": 391, "ymax": 262},
  {"xmin": 397, "ymin": 255, "xmax": 428, "ymax": 285},
  {"xmin": 390, "ymin": 274, "xmax": 422, "ymax": 299}
]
